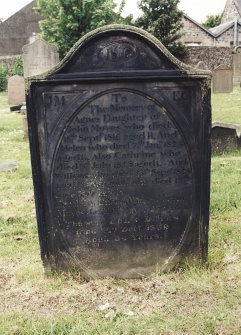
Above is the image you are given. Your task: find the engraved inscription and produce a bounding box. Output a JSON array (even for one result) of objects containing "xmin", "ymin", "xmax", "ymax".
[
  {"xmin": 173, "ymin": 90, "xmax": 188, "ymax": 101},
  {"xmin": 45, "ymin": 94, "xmax": 66, "ymax": 108},
  {"xmin": 99, "ymin": 41, "xmax": 137, "ymax": 62},
  {"xmin": 42, "ymin": 91, "xmax": 87, "ymax": 143},
  {"xmin": 52, "ymin": 91, "xmax": 193, "ymax": 253}
]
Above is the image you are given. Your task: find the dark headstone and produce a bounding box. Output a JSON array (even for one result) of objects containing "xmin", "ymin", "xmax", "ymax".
[
  {"xmin": 211, "ymin": 122, "xmax": 241, "ymax": 153},
  {"xmin": 26, "ymin": 25, "xmax": 212, "ymax": 278}
]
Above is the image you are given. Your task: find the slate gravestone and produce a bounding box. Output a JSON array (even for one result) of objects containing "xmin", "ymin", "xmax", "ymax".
[
  {"xmin": 26, "ymin": 25, "xmax": 212, "ymax": 278},
  {"xmin": 213, "ymin": 65, "xmax": 233, "ymax": 93},
  {"xmin": 233, "ymin": 46, "xmax": 241, "ymax": 85},
  {"xmin": 211, "ymin": 122, "xmax": 241, "ymax": 154},
  {"xmin": 7, "ymin": 75, "xmax": 25, "ymax": 105},
  {"xmin": 22, "ymin": 38, "xmax": 59, "ymax": 77}
]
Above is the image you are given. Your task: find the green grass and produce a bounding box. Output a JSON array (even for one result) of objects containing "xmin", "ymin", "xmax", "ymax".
[
  {"xmin": 212, "ymin": 85, "xmax": 241, "ymax": 125},
  {"xmin": 210, "ymin": 153, "xmax": 241, "ymax": 215},
  {"xmin": 0, "ymin": 91, "xmax": 9, "ymax": 111},
  {"xmin": 0, "ymin": 91, "xmax": 241, "ymax": 334}
]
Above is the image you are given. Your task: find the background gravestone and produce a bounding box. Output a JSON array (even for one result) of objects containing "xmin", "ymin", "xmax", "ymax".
[
  {"xmin": 213, "ymin": 64, "xmax": 233, "ymax": 93},
  {"xmin": 211, "ymin": 122, "xmax": 241, "ymax": 154},
  {"xmin": 22, "ymin": 38, "xmax": 59, "ymax": 77},
  {"xmin": 26, "ymin": 25, "xmax": 212, "ymax": 278},
  {"xmin": 233, "ymin": 46, "xmax": 241, "ymax": 85},
  {"xmin": 7, "ymin": 75, "xmax": 25, "ymax": 106}
]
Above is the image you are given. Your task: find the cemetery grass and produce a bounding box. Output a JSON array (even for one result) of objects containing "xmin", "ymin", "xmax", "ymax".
[
  {"xmin": 0, "ymin": 97, "xmax": 241, "ymax": 335},
  {"xmin": 212, "ymin": 85, "xmax": 241, "ymax": 125}
]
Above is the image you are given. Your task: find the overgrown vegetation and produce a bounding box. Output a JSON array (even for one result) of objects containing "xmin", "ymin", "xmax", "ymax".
[
  {"xmin": 0, "ymin": 57, "xmax": 24, "ymax": 91},
  {"xmin": 0, "ymin": 91, "xmax": 240, "ymax": 334},
  {"xmin": 136, "ymin": 0, "xmax": 186, "ymax": 57},
  {"xmin": 0, "ymin": 64, "xmax": 8, "ymax": 91},
  {"xmin": 8, "ymin": 56, "xmax": 24, "ymax": 77},
  {"xmin": 202, "ymin": 14, "xmax": 222, "ymax": 29},
  {"xmin": 35, "ymin": 0, "xmax": 187, "ymax": 59},
  {"xmin": 35, "ymin": 0, "xmax": 133, "ymax": 58}
]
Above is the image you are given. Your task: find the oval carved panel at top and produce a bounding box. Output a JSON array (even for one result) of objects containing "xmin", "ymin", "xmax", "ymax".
[{"xmin": 98, "ymin": 40, "xmax": 138, "ymax": 63}]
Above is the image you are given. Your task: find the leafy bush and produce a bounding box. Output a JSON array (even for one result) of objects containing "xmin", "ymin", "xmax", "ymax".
[
  {"xmin": 10, "ymin": 56, "xmax": 24, "ymax": 76},
  {"xmin": 0, "ymin": 57, "xmax": 24, "ymax": 92},
  {"xmin": 0, "ymin": 63, "xmax": 8, "ymax": 91}
]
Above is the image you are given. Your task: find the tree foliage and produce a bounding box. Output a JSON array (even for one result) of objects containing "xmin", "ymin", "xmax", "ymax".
[
  {"xmin": 202, "ymin": 14, "xmax": 222, "ymax": 29},
  {"xmin": 136, "ymin": 0, "xmax": 186, "ymax": 57},
  {"xmin": 36, "ymin": 0, "xmax": 133, "ymax": 58}
]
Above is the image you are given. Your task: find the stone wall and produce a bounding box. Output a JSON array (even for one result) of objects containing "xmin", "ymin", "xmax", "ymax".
[
  {"xmin": 0, "ymin": 0, "xmax": 41, "ymax": 56},
  {"xmin": 180, "ymin": 47, "xmax": 233, "ymax": 70}
]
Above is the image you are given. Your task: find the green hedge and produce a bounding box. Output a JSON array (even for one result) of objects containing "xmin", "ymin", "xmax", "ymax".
[
  {"xmin": 0, "ymin": 56, "xmax": 24, "ymax": 91},
  {"xmin": 0, "ymin": 63, "xmax": 8, "ymax": 91}
]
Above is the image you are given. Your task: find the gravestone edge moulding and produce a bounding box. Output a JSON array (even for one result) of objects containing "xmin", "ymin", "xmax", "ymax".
[{"xmin": 26, "ymin": 24, "xmax": 212, "ymax": 278}]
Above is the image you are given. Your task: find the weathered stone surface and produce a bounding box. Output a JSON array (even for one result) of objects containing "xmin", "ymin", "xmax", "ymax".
[
  {"xmin": 22, "ymin": 38, "xmax": 59, "ymax": 77},
  {"xmin": 233, "ymin": 46, "xmax": 241, "ymax": 85},
  {"xmin": 0, "ymin": 161, "xmax": 17, "ymax": 172},
  {"xmin": 221, "ymin": 0, "xmax": 240, "ymax": 24},
  {"xmin": 26, "ymin": 25, "xmax": 212, "ymax": 278},
  {"xmin": 7, "ymin": 75, "xmax": 25, "ymax": 105},
  {"xmin": 195, "ymin": 61, "xmax": 208, "ymax": 70},
  {"xmin": 181, "ymin": 47, "xmax": 233, "ymax": 71},
  {"xmin": 211, "ymin": 122, "xmax": 241, "ymax": 153},
  {"xmin": 213, "ymin": 65, "xmax": 233, "ymax": 93}
]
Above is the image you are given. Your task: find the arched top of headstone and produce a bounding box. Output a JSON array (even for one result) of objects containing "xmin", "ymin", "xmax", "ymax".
[
  {"xmin": 195, "ymin": 61, "xmax": 208, "ymax": 70},
  {"xmin": 22, "ymin": 37, "xmax": 60, "ymax": 78},
  {"xmin": 8, "ymin": 74, "xmax": 24, "ymax": 81},
  {"xmin": 43, "ymin": 25, "xmax": 210, "ymax": 80},
  {"xmin": 214, "ymin": 64, "xmax": 231, "ymax": 71},
  {"xmin": 22, "ymin": 37, "xmax": 59, "ymax": 54},
  {"xmin": 233, "ymin": 46, "xmax": 241, "ymax": 54}
]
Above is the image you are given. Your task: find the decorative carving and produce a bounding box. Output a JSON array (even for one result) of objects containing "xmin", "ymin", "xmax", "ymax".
[{"xmin": 98, "ymin": 40, "xmax": 138, "ymax": 63}]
